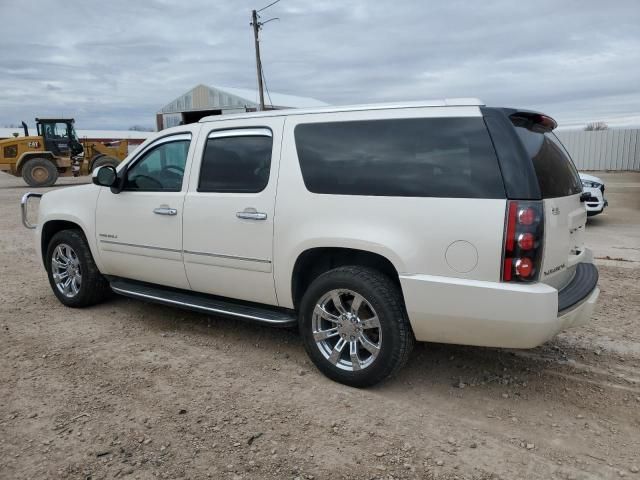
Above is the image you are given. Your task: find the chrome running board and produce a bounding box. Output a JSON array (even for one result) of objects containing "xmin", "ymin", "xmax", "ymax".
[{"xmin": 109, "ymin": 278, "xmax": 296, "ymax": 327}]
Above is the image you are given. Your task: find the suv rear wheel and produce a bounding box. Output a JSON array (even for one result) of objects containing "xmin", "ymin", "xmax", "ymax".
[
  {"xmin": 46, "ymin": 229, "xmax": 111, "ymax": 307},
  {"xmin": 299, "ymin": 266, "xmax": 414, "ymax": 387}
]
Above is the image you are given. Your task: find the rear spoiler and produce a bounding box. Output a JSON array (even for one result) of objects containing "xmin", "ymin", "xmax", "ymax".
[{"xmin": 509, "ymin": 111, "xmax": 557, "ymax": 132}]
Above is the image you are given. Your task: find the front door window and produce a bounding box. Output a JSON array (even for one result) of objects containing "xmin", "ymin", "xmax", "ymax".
[{"xmin": 124, "ymin": 139, "xmax": 190, "ymax": 192}]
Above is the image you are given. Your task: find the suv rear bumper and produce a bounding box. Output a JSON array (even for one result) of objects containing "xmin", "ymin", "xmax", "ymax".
[{"xmin": 400, "ymin": 263, "xmax": 599, "ymax": 348}]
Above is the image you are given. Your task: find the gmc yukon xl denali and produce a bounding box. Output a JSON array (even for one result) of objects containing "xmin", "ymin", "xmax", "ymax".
[{"xmin": 21, "ymin": 99, "xmax": 599, "ymax": 387}]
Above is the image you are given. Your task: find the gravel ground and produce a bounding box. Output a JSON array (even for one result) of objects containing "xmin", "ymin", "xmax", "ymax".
[{"xmin": 1, "ymin": 173, "xmax": 639, "ymax": 480}]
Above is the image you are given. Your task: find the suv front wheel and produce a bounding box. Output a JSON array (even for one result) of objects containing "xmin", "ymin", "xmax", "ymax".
[
  {"xmin": 46, "ymin": 229, "xmax": 111, "ymax": 307},
  {"xmin": 299, "ymin": 266, "xmax": 414, "ymax": 387}
]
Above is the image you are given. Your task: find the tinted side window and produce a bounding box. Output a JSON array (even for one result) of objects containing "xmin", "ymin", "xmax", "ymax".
[
  {"xmin": 124, "ymin": 140, "xmax": 189, "ymax": 192},
  {"xmin": 515, "ymin": 128, "xmax": 582, "ymax": 198},
  {"xmin": 198, "ymin": 135, "xmax": 272, "ymax": 193},
  {"xmin": 294, "ymin": 117, "xmax": 505, "ymax": 198}
]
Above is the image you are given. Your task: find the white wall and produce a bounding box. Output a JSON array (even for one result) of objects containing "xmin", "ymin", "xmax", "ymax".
[{"xmin": 556, "ymin": 129, "xmax": 640, "ymax": 171}]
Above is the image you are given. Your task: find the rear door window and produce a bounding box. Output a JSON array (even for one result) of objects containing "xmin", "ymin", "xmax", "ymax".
[
  {"xmin": 198, "ymin": 131, "xmax": 273, "ymax": 193},
  {"xmin": 514, "ymin": 128, "xmax": 582, "ymax": 198},
  {"xmin": 294, "ymin": 117, "xmax": 505, "ymax": 198}
]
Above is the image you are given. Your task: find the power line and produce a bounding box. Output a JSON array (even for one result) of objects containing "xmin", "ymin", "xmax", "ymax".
[
  {"xmin": 261, "ymin": 63, "xmax": 273, "ymax": 108},
  {"xmin": 257, "ymin": 0, "xmax": 280, "ymax": 13}
]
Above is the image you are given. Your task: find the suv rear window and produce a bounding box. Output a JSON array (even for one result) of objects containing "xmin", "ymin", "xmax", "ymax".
[
  {"xmin": 514, "ymin": 127, "xmax": 582, "ymax": 198},
  {"xmin": 294, "ymin": 117, "xmax": 505, "ymax": 198}
]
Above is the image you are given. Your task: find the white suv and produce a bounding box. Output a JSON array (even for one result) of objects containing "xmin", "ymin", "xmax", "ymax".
[
  {"xmin": 22, "ymin": 100, "xmax": 600, "ymax": 387},
  {"xmin": 579, "ymin": 172, "xmax": 608, "ymax": 216}
]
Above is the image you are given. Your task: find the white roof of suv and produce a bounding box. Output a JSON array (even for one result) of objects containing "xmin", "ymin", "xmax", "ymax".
[{"xmin": 199, "ymin": 98, "xmax": 485, "ymax": 123}]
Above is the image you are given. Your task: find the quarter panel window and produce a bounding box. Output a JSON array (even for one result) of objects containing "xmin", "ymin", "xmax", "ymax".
[
  {"xmin": 124, "ymin": 139, "xmax": 190, "ymax": 192},
  {"xmin": 294, "ymin": 117, "xmax": 505, "ymax": 198},
  {"xmin": 198, "ymin": 135, "xmax": 272, "ymax": 193}
]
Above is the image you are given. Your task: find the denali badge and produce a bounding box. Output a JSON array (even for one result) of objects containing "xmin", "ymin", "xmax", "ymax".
[
  {"xmin": 544, "ymin": 263, "xmax": 565, "ymax": 276},
  {"xmin": 552, "ymin": 207, "xmax": 560, "ymax": 215},
  {"xmin": 99, "ymin": 233, "xmax": 118, "ymax": 239}
]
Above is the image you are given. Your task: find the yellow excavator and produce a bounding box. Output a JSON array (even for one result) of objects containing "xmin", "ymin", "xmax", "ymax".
[{"xmin": 0, "ymin": 118, "xmax": 128, "ymax": 187}]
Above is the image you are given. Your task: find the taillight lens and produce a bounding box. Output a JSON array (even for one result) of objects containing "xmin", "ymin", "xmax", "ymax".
[
  {"xmin": 514, "ymin": 257, "xmax": 534, "ymax": 278},
  {"xmin": 517, "ymin": 232, "xmax": 535, "ymax": 250},
  {"xmin": 502, "ymin": 200, "xmax": 544, "ymax": 282},
  {"xmin": 517, "ymin": 207, "xmax": 536, "ymax": 226}
]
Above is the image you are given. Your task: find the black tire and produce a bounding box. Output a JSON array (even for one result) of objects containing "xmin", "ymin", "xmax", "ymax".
[
  {"xmin": 299, "ymin": 266, "xmax": 414, "ymax": 387},
  {"xmin": 45, "ymin": 229, "xmax": 111, "ymax": 308},
  {"xmin": 89, "ymin": 154, "xmax": 104, "ymax": 169},
  {"xmin": 91, "ymin": 156, "xmax": 120, "ymax": 173},
  {"xmin": 21, "ymin": 157, "xmax": 59, "ymax": 187}
]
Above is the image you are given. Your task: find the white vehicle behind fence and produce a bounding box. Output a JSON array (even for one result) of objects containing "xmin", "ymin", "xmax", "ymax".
[{"xmin": 22, "ymin": 100, "xmax": 600, "ymax": 387}]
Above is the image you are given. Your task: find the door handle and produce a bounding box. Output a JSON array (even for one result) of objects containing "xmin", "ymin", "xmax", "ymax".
[
  {"xmin": 153, "ymin": 206, "xmax": 177, "ymax": 216},
  {"xmin": 236, "ymin": 207, "xmax": 267, "ymax": 220}
]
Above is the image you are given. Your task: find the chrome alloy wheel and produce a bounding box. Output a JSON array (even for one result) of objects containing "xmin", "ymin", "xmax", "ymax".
[
  {"xmin": 312, "ymin": 289, "xmax": 382, "ymax": 372},
  {"xmin": 51, "ymin": 243, "xmax": 82, "ymax": 298}
]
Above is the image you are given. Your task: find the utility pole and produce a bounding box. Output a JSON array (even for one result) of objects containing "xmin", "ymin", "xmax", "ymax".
[
  {"xmin": 251, "ymin": 1, "xmax": 279, "ymax": 111},
  {"xmin": 251, "ymin": 9, "xmax": 265, "ymax": 111}
]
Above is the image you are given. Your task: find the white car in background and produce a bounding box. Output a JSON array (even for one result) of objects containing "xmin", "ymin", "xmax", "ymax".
[{"xmin": 579, "ymin": 173, "xmax": 608, "ymax": 216}]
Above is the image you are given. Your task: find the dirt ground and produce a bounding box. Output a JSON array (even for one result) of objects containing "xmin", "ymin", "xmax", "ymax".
[{"xmin": 1, "ymin": 172, "xmax": 639, "ymax": 480}]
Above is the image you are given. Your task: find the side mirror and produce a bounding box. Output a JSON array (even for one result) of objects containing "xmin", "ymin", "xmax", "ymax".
[{"xmin": 92, "ymin": 165, "xmax": 117, "ymax": 188}]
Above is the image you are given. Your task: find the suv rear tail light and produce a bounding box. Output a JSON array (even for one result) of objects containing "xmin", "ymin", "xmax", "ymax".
[
  {"xmin": 514, "ymin": 258, "xmax": 534, "ymax": 277},
  {"xmin": 502, "ymin": 200, "xmax": 544, "ymax": 282},
  {"xmin": 517, "ymin": 232, "xmax": 535, "ymax": 250},
  {"xmin": 517, "ymin": 207, "xmax": 536, "ymax": 226}
]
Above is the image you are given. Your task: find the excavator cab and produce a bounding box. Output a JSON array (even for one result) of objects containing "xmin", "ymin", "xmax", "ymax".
[{"xmin": 36, "ymin": 118, "xmax": 83, "ymax": 157}]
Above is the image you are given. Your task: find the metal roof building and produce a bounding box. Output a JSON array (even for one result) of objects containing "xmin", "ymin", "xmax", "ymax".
[{"xmin": 156, "ymin": 84, "xmax": 328, "ymax": 130}]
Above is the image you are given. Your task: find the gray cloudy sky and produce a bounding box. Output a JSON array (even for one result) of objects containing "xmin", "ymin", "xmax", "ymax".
[{"xmin": 1, "ymin": 0, "xmax": 639, "ymax": 129}]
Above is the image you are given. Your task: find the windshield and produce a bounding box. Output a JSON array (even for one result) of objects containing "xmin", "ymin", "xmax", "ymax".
[{"xmin": 42, "ymin": 122, "xmax": 71, "ymax": 139}]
